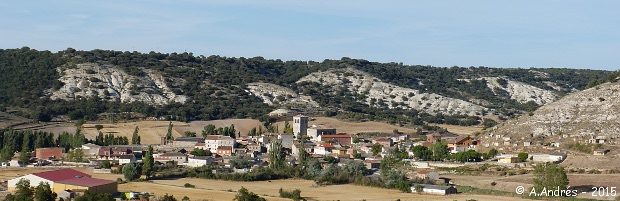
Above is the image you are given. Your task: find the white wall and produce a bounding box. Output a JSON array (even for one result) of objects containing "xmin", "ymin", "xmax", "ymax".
[{"xmin": 8, "ymin": 175, "xmax": 52, "ymax": 189}]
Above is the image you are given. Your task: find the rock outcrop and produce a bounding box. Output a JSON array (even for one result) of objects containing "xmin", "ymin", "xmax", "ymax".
[
  {"xmin": 50, "ymin": 63, "xmax": 186, "ymax": 105},
  {"xmin": 488, "ymin": 81, "xmax": 620, "ymax": 148},
  {"xmin": 296, "ymin": 68, "xmax": 486, "ymax": 116}
]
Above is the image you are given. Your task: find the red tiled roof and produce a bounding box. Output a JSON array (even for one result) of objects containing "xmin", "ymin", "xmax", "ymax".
[
  {"xmin": 417, "ymin": 170, "xmax": 434, "ymax": 175},
  {"xmin": 32, "ymin": 169, "xmax": 91, "ymax": 182},
  {"xmin": 56, "ymin": 177, "xmax": 116, "ymax": 187},
  {"xmin": 322, "ymin": 143, "xmax": 335, "ymax": 148},
  {"xmin": 321, "ymin": 134, "xmax": 351, "ymax": 138}
]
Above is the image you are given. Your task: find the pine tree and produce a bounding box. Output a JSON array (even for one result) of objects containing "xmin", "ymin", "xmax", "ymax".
[{"xmin": 131, "ymin": 126, "xmax": 140, "ymax": 145}]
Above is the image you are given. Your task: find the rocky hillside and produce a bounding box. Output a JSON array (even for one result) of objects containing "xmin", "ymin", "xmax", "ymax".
[
  {"xmin": 480, "ymin": 77, "xmax": 557, "ymax": 105},
  {"xmin": 246, "ymin": 82, "xmax": 319, "ymax": 109},
  {"xmin": 0, "ymin": 48, "xmax": 612, "ymax": 123},
  {"xmin": 50, "ymin": 63, "xmax": 187, "ymax": 105},
  {"xmin": 297, "ymin": 68, "xmax": 486, "ymax": 116},
  {"xmin": 484, "ymin": 81, "xmax": 620, "ymax": 151}
]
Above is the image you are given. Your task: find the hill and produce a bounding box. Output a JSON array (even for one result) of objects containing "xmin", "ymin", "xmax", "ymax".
[
  {"xmin": 0, "ymin": 47, "xmax": 612, "ymax": 129},
  {"xmin": 483, "ymin": 80, "xmax": 620, "ymax": 153}
]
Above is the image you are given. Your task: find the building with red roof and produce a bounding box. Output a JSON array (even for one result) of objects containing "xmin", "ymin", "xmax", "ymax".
[
  {"xmin": 317, "ymin": 134, "xmax": 352, "ymax": 146},
  {"xmin": 8, "ymin": 169, "xmax": 117, "ymax": 194}
]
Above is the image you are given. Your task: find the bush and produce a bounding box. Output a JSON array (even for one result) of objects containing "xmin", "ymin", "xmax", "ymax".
[
  {"xmin": 279, "ymin": 188, "xmax": 303, "ymax": 201},
  {"xmin": 184, "ymin": 183, "xmax": 195, "ymax": 188},
  {"xmin": 490, "ymin": 181, "xmax": 497, "ymax": 186}
]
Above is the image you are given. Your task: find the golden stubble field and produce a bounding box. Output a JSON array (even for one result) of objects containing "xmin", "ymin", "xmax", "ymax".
[
  {"xmin": 77, "ymin": 119, "xmax": 263, "ymax": 144},
  {"xmin": 0, "ymin": 167, "xmax": 533, "ymax": 201}
]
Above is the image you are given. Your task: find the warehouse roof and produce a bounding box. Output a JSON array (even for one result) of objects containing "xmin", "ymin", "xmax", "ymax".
[
  {"xmin": 56, "ymin": 177, "xmax": 116, "ymax": 187},
  {"xmin": 32, "ymin": 169, "xmax": 91, "ymax": 182}
]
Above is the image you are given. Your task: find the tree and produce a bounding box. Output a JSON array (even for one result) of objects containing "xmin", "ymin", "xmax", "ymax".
[
  {"xmin": 234, "ymin": 186, "xmax": 266, "ymax": 201},
  {"xmin": 411, "ymin": 145, "xmax": 432, "ymax": 161},
  {"xmin": 160, "ymin": 194, "xmax": 177, "ymax": 201},
  {"xmin": 297, "ymin": 140, "xmax": 309, "ymax": 165},
  {"xmin": 352, "ymin": 137, "xmax": 360, "ymax": 144},
  {"xmin": 518, "ymin": 152, "xmax": 529, "ymax": 162},
  {"xmin": 230, "ymin": 155, "xmax": 254, "ymax": 169},
  {"xmin": 67, "ymin": 149, "xmax": 84, "ymax": 162},
  {"xmin": 202, "ymin": 124, "xmax": 216, "ymax": 137},
  {"xmin": 532, "ymin": 163, "xmax": 569, "ymax": 195},
  {"xmin": 13, "ymin": 179, "xmax": 34, "ymax": 201},
  {"xmin": 431, "ymin": 141, "xmax": 448, "ymax": 161},
  {"xmin": 184, "ymin": 131, "xmax": 196, "ymax": 137},
  {"xmin": 34, "ymin": 182, "xmax": 56, "ymax": 201},
  {"xmin": 95, "ymin": 124, "xmax": 104, "ymax": 131},
  {"xmin": 284, "ymin": 121, "xmax": 293, "ymax": 134},
  {"xmin": 166, "ymin": 121, "xmax": 174, "ymax": 141},
  {"xmin": 143, "ymin": 146, "xmax": 154, "ymax": 179},
  {"xmin": 488, "ymin": 148, "xmax": 499, "ymax": 158},
  {"xmin": 371, "ymin": 143, "xmax": 383, "ymax": 156},
  {"xmin": 131, "ymin": 126, "xmax": 141, "ymax": 145},
  {"xmin": 190, "ymin": 148, "xmax": 212, "ymax": 157},
  {"xmin": 18, "ymin": 146, "xmax": 31, "ymax": 166},
  {"xmin": 123, "ymin": 162, "xmax": 141, "ymax": 181},
  {"xmin": 99, "ymin": 160, "xmax": 112, "ymax": 169},
  {"xmin": 268, "ymin": 138, "xmax": 286, "ymax": 169}
]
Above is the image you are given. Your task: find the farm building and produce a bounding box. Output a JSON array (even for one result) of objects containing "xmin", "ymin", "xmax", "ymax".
[
  {"xmin": 411, "ymin": 184, "xmax": 457, "ymax": 195},
  {"xmin": 497, "ymin": 156, "xmax": 520, "ymax": 163},
  {"xmin": 594, "ymin": 148, "xmax": 610, "ymax": 156},
  {"xmin": 8, "ymin": 169, "xmax": 117, "ymax": 194},
  {"xmin": 35, "ymin": 147, "xmax": 64, "ymax": 160}
]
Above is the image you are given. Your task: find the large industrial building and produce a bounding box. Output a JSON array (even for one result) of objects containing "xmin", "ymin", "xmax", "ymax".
[{"xmin": 7, "ymin": 169, "xmax": 117, "ymax": 194}]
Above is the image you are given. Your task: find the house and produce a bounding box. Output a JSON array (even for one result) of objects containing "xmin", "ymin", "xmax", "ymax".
[
  {"xmin": 246, "ymin": 143, "xmax": 264, "ymax": 153},
  {"xmin": 447, "ymin": 136, "xmax": 473, "ymax": 153},
  {"xmin": 35, "ymin": 148, "xmax": 64, "ymax": 160},
  {"xmin": 173, "ymin": 137, "xmax": 205, "ymax": 148},
  {"xmin": 415, "ymin": 170, "xmax": 439, "ymax": 181},
  {"xmin": 426, "ymin": 133, "xmax": 442, "ymax": 144},
  {"xmin": 372, "ymin": 137, "xmax": 393, "ymax": 147},
  {"xmin": 154, "ymin": 152, "xmax": 188, "ymax": 165},
  {"xmin": 531, "ymin": 152, "xmax": 566, "ymax": 163},
  {"xmin": 498, "ymin": 156, "xmax": 520, "ymax": 163},
  {"xmin": 410, "ymin": 184, "xmax": 457, "ymax": 195},
  {"xmin": 594, "ymin": 148, "xmax": 610, "ymax": 156},
  {"xmin": 204, "ymin": 135, "xmax": 236, "ymax": 152},
  {"xmin": 118, "ymin": 154, "xmax": 136, "ymax": 165},
  {"xmin": 216, "ymin": 146, "xmax": 233, "ymax": 156},
  {"xmin": 307, "ymin": 127, "xmax": 337, "ymax": 141},
  {"xmin": 8, "ymin": 169, "xmax": 117, "ymax": 194},
  {"xmin": 97, "ymin": 147, "xmax": 133, "ymax": 161},
  {"xmin": 292, "ymin": 141, "xmax": 315, "ymax": 159},
  {"xmin": 318, "ymin": 134, "xmax": 352, "ymax": 146},
  {"xmin": 313, "ymin": 143, "xmax": 335, "ymax": 155},
  {"xmin": 589, "ymin": 136, "xmax": 607, "ymax": 144},
  {"xmin": 81, "ymin": 143, "xmax": 101, "ymax": 157},
  {"xmin": 363, "ymin": 160, "xmax": 381, "ymax": 169},
  {"xmin": 185, "ymin": 156, "xmax": 215, "ymax": 167}
]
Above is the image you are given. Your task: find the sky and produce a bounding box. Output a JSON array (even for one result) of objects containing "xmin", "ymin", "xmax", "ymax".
[{"xmin": 1, "ymin": 1, "xmax": 619, "ymax": 70}]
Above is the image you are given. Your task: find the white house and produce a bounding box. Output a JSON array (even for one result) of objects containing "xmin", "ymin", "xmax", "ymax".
[
  {"xmin": 313, "ymin": 143, "xmax": 334, "ymax": 155},
  {"xmin": 184, "ymin": 156, "xmax": 215, "ymax": 167},
  {"xmin": 204, "ymin": 135, "xmax": 236, "ymax": 152},
  {"xmin": 411, "ymin": 184, "xmax": 457, "ymax": 195},
  {"xmin": 307, "ymin": 127, "xmax": 337, "ymax": 141},
  {"xmin": 118, "ymin": 154, "xmax": 136, "ymax": 165}
]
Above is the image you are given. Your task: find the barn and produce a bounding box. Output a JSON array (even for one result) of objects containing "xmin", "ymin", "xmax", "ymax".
[{"xmin": 8, "ymin": 169, "xmax": 117, "ymax": 194}]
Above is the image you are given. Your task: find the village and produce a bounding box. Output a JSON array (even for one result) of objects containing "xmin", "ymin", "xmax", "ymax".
[{"xmin": 1, "ymin": 114, "xmax": 612, "ymax": 201}]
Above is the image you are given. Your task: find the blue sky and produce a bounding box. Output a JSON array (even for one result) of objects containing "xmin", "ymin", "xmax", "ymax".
[{"xmin": 1, "ymin": 1, "xmax": 619, "ymax": 70}]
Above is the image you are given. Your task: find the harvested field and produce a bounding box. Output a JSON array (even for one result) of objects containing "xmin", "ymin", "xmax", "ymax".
[
  {"xmin": 428, "ymin": 123, "xmax": 484, "ymax": 135},
  {"xmin": 27, "ymin": 119, "xmax": 262, "ymax": 145},
  {"xmin": 274, "ymin": 117, "xmax": 420, "ymax": 135},
  {"xmin": 2, "ymin": 168, "xmax": 529, "ymax": 201}
]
